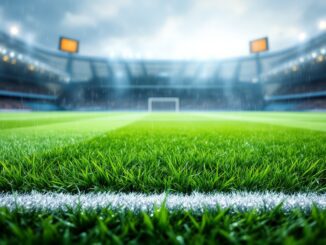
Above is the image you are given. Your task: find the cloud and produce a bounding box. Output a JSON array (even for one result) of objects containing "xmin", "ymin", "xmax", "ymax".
[
  {"xmin": 1, "ymin": 0, "xmax": 325, "ymax": 58},
  {"xmin": 62, "ymin": 0, "xmax": 129, "ymax": 28},
  {"xmin": 63, "ymin": 12, "xmax": 96, "ymax": 28}
]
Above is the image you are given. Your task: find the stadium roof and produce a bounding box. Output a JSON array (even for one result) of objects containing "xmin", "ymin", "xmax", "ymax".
[{"xmin": 1, "ymin": 30, "xmax": 325, "ymax": 83}]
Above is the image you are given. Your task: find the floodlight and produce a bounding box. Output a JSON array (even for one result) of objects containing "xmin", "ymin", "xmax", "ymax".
[
  {"xmin": 59, "ymin": 37, "xmax": 79, "ymax": 54},
  {"xmin": 249, "ymin": 37, "xmax": 269, "ymax": 54},
  {"xmin": 28, "ymin": 64, "xmax": 35, "ymax": 71},
  {"xmin": 292, "ymin": 65, "xmax": 298, "ymax": 72},
  {"xmin": 9, "ymin": 25, "xmax": 20, "ymax": 36},
  {"xmin": 298, "ymin": 32, "xmax": 307, "ymax": 42},
  {"xmin": 319, "ymin": 20, "xmax": 326, "ymax": 30},
  {"xmin": 2, "ymin": 56, "xmax": 9, "ymax": 62},
  {"xmin": 317, "ymin": 55, "xmax": 324, "ymax": 63}
]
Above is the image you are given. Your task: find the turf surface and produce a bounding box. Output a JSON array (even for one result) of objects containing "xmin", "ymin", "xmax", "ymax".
[
  {"xmin": 1, "ymin": 207, "xmax": 326, "ymax": 244},
  {"xmin": 0, "ymin": 112, "xmax": 325, "ymax": 193},
  {"xmin": 0, "ymin": 112, "xmax": 325, "ymax": 243}
]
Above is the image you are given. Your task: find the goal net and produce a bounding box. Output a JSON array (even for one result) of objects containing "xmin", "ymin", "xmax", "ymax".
[{"xmin": 148, "ymin": 97, "xmax": 180, "ymax": 112}]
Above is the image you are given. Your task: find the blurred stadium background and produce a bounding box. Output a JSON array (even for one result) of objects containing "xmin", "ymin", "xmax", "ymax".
[{"xmin": 0, "ymin": 31, "xmax": 325, "ymax": 111}]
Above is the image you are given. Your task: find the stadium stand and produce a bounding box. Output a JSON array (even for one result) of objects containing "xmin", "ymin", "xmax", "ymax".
[
  {"xmin": 0, "ymin": 98, "xmax": 31, "ymax": 111},
  {"xmin": 262, "ymin": 42, "xmax": 326, "ymax": 110},
  {"xmin": 0, "ymin": 31, "xmax": 325, "ymax": 111}
]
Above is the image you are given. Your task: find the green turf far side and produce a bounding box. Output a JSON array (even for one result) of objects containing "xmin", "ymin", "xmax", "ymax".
[{"xmin": 0, "ymin": 113, "xmax": 325, "ymax": 193}]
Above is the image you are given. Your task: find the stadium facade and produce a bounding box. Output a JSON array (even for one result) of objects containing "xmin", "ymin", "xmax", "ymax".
[{"xmin": 0, "ymin": 32, "xmax": 325, "ymax": 111}]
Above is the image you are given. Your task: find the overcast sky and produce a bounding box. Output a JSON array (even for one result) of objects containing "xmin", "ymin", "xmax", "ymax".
[{"xmin": 1, "ymin": 0, "xmax": 325, "ymax": 59}]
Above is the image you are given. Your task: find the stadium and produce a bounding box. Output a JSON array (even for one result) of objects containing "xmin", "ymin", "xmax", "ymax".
[
  {"xmin": 0, "ymin": 0, "xmax": 326, "ymax": 244},
  {"xmin": 0, "ymin": 31, "xmax": 326, "ymax": 111}
]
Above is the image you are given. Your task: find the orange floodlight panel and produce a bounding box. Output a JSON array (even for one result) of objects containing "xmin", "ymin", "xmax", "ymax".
[
  {"xmin": 250, "ymin": 37, "xmax": 269, "ymax": 54},
  {"xmin": 59, "ymin": 37, "xmax": 79, "ymax": 53}
]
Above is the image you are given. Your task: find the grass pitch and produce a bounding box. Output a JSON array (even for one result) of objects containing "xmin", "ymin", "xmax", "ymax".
[{"xmin": 0, "ymin": 112, "xmax": 325, "ymax": 244}]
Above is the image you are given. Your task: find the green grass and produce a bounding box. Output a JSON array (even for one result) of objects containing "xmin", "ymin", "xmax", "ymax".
[
  {"xmin": 0, "ymin": 112, "xmax": 143, "ymax": 161},
  {"xmin": 0, "ymin": 112, "xmax": 325, "ymax": 193},
  {"xmin": 0, "ymin": 112, "xmax": 326, "ymax": 244},
  {"xmin": 1, "ymin": 207, "xmax": 326, "ymax": 244}
]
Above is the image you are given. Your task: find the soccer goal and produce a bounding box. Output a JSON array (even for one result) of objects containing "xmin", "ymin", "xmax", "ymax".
[{"xmin": 148, "ymin": 97, "xmax": 180, "ymax": 112}]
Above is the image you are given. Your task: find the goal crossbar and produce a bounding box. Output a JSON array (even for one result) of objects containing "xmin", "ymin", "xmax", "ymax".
[{"xmin": 148, "ymin": 97, "xmax": 180, "ymax": 112}]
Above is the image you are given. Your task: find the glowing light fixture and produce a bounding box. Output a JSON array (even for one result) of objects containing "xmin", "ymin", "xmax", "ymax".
[
  {"xmin": 292, "ymin": 65, "xmax": 298, "ymax": 72},
  {"xmin": 319, "ymin": 20, "xmax": 326, "ymax": 31},
  {"xmin": 2, "ymin": 56, "xmax": 9, "ymax": 62},
  {"xmin": 249, "ymin": 37, "xmax": 269, "ymax": 54},
  {"xmin": 298, "ymin": 32, "xmax": 307, "ymax": 42},
  {"xmin": 28, "ymin": 64, "xmax": 35, "ymax": 71},
  {"xmin": 9, "ymin": 25, "xmax": 20, "ymax": 36},
  {"xmin": 317, "ymin": 55, "xmax": 324, "ymax": 63},
  {"xmin": 59, "ymin": 37, "xmax": 79, "ymax": 54},
  {"xmin": 9, "ymin": 52, "xmax": 15, "ymax": 58}
]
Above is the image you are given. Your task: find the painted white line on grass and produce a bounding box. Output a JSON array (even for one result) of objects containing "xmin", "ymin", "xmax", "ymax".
[{"xmin": 0, "ymin": 192, "xmax": 325, "ymax": 212}]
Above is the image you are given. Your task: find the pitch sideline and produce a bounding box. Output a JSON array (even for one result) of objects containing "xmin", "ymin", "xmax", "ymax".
[{"xmin": 1, "ymin": 192, "xmax": 325, "ymax": 212}]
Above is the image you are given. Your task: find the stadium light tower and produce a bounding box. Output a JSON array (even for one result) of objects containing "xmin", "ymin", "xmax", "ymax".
[
  {"xmin": 9, "ymin": 25, "xmax": 20, "ymax": 36},
  {"xmin": 58, "ymin": 37, "xmax": 79, "ymax": 78},
  {"xmin": 249, "ymin": 37, "xmax": 269, "ymax": 83}
]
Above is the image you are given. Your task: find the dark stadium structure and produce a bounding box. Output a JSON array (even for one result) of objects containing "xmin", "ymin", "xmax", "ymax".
[{"xmin": 0, "ymin": 31, "xmax": 325, "ymax": 111}]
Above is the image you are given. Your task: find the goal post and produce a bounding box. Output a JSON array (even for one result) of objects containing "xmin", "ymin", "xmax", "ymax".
[{"xmin": 148, "ymin": 97, "xmax": 180, "ymax": 112}]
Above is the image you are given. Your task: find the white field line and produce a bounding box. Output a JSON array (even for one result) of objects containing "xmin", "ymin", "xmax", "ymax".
[{"xmin": 0, "ymin": 192, "xmax": 325, "ymax": 213}]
